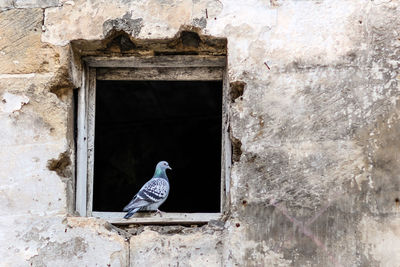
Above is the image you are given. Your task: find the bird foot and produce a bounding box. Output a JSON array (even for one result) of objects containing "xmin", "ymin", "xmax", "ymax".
[{"xmin": 155, "ymin": 209, "xmax": 163, "ymax": 217}]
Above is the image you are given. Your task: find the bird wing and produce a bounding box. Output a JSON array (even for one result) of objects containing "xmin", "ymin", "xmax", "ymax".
[{"xmin": 123, "ymin": 178, "xmax": 169, "ymax": 211}]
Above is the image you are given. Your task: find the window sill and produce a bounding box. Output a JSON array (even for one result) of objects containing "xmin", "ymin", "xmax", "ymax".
[{"xmin": 92, "ymin": 212, "xmax": 222, "ymax": 225}]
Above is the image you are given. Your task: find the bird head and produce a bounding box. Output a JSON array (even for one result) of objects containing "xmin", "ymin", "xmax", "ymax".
[{"xmin": 157, "ymin": 161, "xmax": 172, "ymax": 171}]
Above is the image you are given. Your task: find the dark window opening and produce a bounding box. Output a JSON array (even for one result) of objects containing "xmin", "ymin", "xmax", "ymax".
[{"xmin": 93, "ymin": 80, "xmax": 222, "ymax": 213}]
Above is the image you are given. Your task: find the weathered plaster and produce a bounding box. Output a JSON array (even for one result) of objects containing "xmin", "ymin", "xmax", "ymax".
[
  {"xmin": 360, "ymin": 215, "xmax": 400, "ymax": 266},
  {"xmin": 42, "ymin": 0, "xmax": 224, "ymax": 45},
  {"xmin": 0, "ymin": 0, "xmax": 399, "ymax": 266},
  {"xmin": 0, "ymin": 216, "xmax": 128, "ymax": 266},
  {"xmin": 0, "ymin": 92, "xmax": 29, "ymax": 113},
  {"xmin": 130, "ymin": 228, "xmax": 223, "ymax": 266},
  {"xmin": 0, "ymin": 0, "xmax": 61, "ymax": 10}
]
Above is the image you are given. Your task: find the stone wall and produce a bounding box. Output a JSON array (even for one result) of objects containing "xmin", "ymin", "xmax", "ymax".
[{"xmin": 0, "ymin": 0, "xmax": 399, "ymax": 266}]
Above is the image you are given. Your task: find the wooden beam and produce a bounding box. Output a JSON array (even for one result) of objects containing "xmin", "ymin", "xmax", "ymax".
[
  {"xmin": 221, "ymin": 68, "xmax": 231, "ymax": 212},
  {"xmin": 92, "ymin": 212, "xmax": 222, "ymax": 225},
  {"xmin": 96, "ymin": 67, "xmax": 223, "ymax": 81},
  {"xmin": 76, "ymin": 65, "xmax": 89, "ymax": 217},
  {"xmin": 82, "ymin": 55, "xmax": 226, "ymax": 68},
  {"xmin": 86, "ymin": 68, "xmax": 96, "ymax": 217}
]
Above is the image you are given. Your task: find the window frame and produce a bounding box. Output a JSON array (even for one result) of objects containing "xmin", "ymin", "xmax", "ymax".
[{"xmin": 76, "ymin": 55, "xmax": 231, "ymax": 225}]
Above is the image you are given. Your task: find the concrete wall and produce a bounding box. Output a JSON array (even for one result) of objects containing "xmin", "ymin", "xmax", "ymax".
[{"xmin": 0, "ymin": 0, "xmax": 399, "ymax": 266}]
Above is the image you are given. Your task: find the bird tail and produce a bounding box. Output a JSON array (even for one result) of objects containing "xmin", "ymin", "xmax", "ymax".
[
  {"xmin": 123, "ymin": 195, "xmax": 137, "ymax": 212},
  {"xmin": 124, "ymin": 208, "xmax": 140, "ymax": 219}
]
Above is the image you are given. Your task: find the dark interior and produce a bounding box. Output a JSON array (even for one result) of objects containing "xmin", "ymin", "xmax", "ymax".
[{"xmin": 93, "ymin": 80, "xmax": 222, "ymax": 213}]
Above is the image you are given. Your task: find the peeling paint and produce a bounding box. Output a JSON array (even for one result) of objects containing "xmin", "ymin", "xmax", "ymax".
[{"xmin": 0, "ymin": 92, "xmax": 29, "ymax": 113}]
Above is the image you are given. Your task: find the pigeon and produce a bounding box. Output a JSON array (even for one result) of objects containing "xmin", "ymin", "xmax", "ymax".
[{"xmin": 123, "ymin": 161, "xmax": 172, "ymax": 219}]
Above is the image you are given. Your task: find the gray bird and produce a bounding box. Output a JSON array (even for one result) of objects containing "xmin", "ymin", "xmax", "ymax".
[{"xmin": 123, "ymin": 161, "xmax": 171, "ymax": 219}]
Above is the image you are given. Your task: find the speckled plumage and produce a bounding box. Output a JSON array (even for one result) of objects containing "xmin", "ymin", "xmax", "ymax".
[{"xmin": 123, "ymin": 161, "xmax": 171, "ymax": 219}]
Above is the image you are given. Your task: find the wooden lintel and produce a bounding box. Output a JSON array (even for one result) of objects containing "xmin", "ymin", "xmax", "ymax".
[
  {"xmin": 96, "ymin": 67, "xmax": 223, "ymax": 81},
  {"xmin": 82, "ymin": 55, "xmax": 226, "ymax": 68}
]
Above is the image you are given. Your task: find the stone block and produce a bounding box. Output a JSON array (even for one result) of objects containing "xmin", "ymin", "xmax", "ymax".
[
  {"xmin": 130, "ymin": 229, "xmax": 222, "ymax": 267},
  {"xmin": 0, "ymin": 216, "xmax": 128, "ymax": 266},
  {"xmin": 0, "ymin": 9, "xmax": 59, "ymax": 74},
  {"xmin": 14, "ymin": 0, "xmax": 59, "ymax": 8}
]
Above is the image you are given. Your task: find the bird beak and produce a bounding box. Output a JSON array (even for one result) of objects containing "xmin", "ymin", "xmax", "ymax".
[{"xmin": 167, "ymin": 166, "xmax": 172, "ymax": 170}]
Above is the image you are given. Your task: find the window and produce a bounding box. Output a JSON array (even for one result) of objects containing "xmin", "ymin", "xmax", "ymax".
[{"xmin": 76, "ymin": 55, "xmax": 230, "ymax": 224}]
